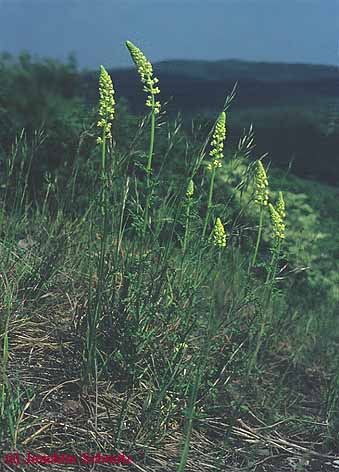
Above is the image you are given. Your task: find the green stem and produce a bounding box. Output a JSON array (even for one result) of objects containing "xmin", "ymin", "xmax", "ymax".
[
  {"xmin": 0, "ymin": 281, "xmax": 11, "ymax": 446},
  {"xmin": 86, "ymin": 129, "xmax": 108, "ymax": 385},
  {"xmin": 202, "ymin": 166, "xmax": 216, "ymax": 239},
  {"xmin": 249, "ymin": 238, "xmax": 282, "ymax": 374},
  {"xmin": 250, "ymin": 206, "xmax": 264, "ymax": 270},
  {"xmin": 177, "ymin": 365, "xmax": 202, "ymax": 472},
  {"xmin": 183, "ymin": 200, "xmax": 191, "ymax": 254},
  {"xmin": 98, "ymin": 130, "xmax": 108, "ymax": 282},
  {"xmin": 142, "ymin": 96, "xmax": 156, "ymax": 237},
  {"xmin": 265, "ymin": 239, "xmax": 281, "ymax": 285}
]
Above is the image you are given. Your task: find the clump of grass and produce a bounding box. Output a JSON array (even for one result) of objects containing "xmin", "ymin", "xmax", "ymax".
[{"xmin": 182, "ymin": 178, "xmax": 194, "ymax": 254}]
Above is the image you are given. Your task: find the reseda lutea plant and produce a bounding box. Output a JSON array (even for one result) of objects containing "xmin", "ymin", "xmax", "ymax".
[
  {"xmin": 250, "ymin": 160, "xmax": 269, "ymax": 271},
  {"xmin": 126, "ymin": 40, "xmax": 161, "ymax": 237},
  {"xmin": 202, "ymin": 111, "xmax": 226, "ymax": 239},
  {"xmin": 267, "ymin": 191, "xmax": 286, "ymax": 284},
  {"xmin": 83, "ymin": 65, "xmax": 115, "ymax": 385}
]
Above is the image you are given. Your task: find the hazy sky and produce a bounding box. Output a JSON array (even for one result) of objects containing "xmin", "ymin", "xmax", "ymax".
[{"xmin": 0, "ymin": 0, "xmax": 338, "ymax": 70}]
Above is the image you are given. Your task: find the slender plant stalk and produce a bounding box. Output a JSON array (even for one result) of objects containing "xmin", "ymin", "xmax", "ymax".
[
  {"xmin": 249, "ymin": 244, "xmax": 280, "ymax": 374},
  {"xmin": 249, "ymin": 199, "xmax": 285, "ymax": 373},
  {"xmin": 202, "ymin": 166, "xmax": 216, "ymax": 239},
  {"xmin": 0, "ymin": 277, "xmax": 12, "ymax": 444},
  {"xmin": 251, "ymin": 206, "xmax": 264, "ymax": 269},
  {"xmin": 143, "ymin": 95, "xmax": 156, "ymax": 236},
  {"xmin": 183, "ymin": 179, "xmax": 194, "ymax": 254},
  {"xmin": 177, "ymin": 366, "xmax": 202, "ymax": 472},
  {"xmin": 265, "ymin": 240, "xmax": 281, "ymax": 285},
  {"xmin": 98, "ymin": 127, "xmax": 108, "ymax": 279},
  {"xmin": 183, "ymin": 202, "xmax": 191, "ymax": 254}
]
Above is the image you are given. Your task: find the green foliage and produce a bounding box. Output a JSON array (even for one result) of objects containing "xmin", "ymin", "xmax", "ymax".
[
  {"xmin": 270, "ymin": 173, "xmax": 339, "ymax": 305},
  {"xmin": 0, "ymin": 51, "xmax": 338, "ymax": 464}
]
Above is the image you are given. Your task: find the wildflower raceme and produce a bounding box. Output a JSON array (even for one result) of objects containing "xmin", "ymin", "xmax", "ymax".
[
  {"xmin": 268, "ymin": 195, "xmax": 285, "ymax": 241},
  {"xmin": 212, "ymin": 217, "xmax": 227, "ymax": 248},
  {"xmin": 202, "ymin": 112, "xmax": 227, "ymax": 239},
  {"xmin": 126, "ymin": 40, "xmax": 161, "ymax": 236},
  {"xmin": 126, "ymin": 40, "xmax": 161, "ymax": 114},
  {"xmin": 254, "ymin": 161, "xmax": 269, "ymax": 206},
  {"xmin": 186, "ymin": 179, "xmax": 194, "ymax": 199},
  {"xmin": 208, "ymin": 112, "xmax": 226, "ymax": 170},
  {"xmin": 183, "ymin": 179, "xmax": 195, "ymax": 254},
  {"xmin": 276, "ymin": 191, "xmax": 286, "ymax": 220},
  {"xmin": 97, "ymin": 65, "xmax": 115, "ymax": 145},
  {"xmin": 250, "ymin": 160, "xmax": 269, "ymax": 269}
]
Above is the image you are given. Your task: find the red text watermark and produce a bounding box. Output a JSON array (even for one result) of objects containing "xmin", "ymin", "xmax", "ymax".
[{"xmin": 2, "ymin": 452, "xmax": 132, "ymax": 467}]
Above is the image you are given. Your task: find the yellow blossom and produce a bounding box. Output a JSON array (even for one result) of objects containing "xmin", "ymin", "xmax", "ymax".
[
  {"xmin": 97, "ymin": 65, "xmax": 115, "ymax": 144},
  {"xmin": 126, "ymin": 40, "xmax": 161, "ymax": 114},
  {"xmin": 175, "ymin": 342, "xmax": 189, "ymax": 353},
  {"xmin": 207, "ymin": 112, "xmax": 226, "ymax": 170},
  {"xmin": 276, "ymin": 191, "xmax": 286, "ymax": 219},
  {"xmin": 186, "ymin": 179, "xmax": 194, "ymax": 198},
  {"xmin": 254, "ymin": 160, "xmax": 269, "ymax": 206},
  {"xmin": 269, "ymin": 203, "xmax": 285, "ymax": 240},
  {"xmin": 211, "ymin": 217, "xmax": 227, "ymax": 248}
]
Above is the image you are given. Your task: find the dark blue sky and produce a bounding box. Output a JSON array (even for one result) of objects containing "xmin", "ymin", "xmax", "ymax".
[{"xmin": 1, "ymin": 0, "xmax": 338, "ymax": 70}]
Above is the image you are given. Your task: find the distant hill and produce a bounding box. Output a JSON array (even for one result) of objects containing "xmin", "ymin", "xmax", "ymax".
[
  {"xmin": 81, "ymin": 59, "xmax": 339, "ymax": 116},
  {"xmin": 153, "ymin": 59, "xmax": 339, "ymax": 83},
  {"xmin": 79, "ymin": 59, "xmax": 339, "ymax": 185}
]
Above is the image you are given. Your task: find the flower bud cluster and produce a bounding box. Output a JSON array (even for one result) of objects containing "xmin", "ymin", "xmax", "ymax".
[
  {"xmin": 254, "ymin": 161, "xmax": 269, "ymax": 206},
  {"xmin": 276, "ymin": 191, "xmax": 286, "ymax": 219},
  {"xmin": 126, "ymin": 41, "xmax": 161, "ymax": 114},
  {"xmin": 269, "ymin": 202, "xmax": 285, "ymax": 240},
  {"xmin": 186, "ymin": 179, "xmax": 194, "ymax": 199},
  {"xmin": 208, "ymin": 112, "xmax": 226, "ymax": 170},
  {"xmin": 97, "ymin": 65, "xmax": 115, "ymax": 144},
  {"xmin": 211, "ymin": 217, "xmax": 227, "ymax": 248}
]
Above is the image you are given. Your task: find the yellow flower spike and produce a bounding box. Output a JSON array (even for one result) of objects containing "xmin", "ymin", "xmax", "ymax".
[
  {"xmin": 276, "ymin": 191, "xmax": 286, "ymax": 219},
  {"xmin": 175, "ymin": 342, "xmax": 189, "ymax": 353},
  {"xmin": 269, "ymin": 203, "xmax": 285, "ymax": 240},
  {"xmin": 97, "ymin": 65, "xmax": 115, "ymax": 144},
  {"xmin": 126, "ymin": 40, "xmax": 161, "ymax": 113},
  {"xmin": 211, "ymin": 217, "xmax": 227, "ymax": 248},
  {"xmin": 254, "ymin": 160, "xmax": 269, "ymax": 206},
  {"xmin": 208, "ymin": 111, "xmax": 226, "ymax": 170},
  {"xmin": 186, "ymin": 179, "xmax": 194, "ymax": 199}
]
